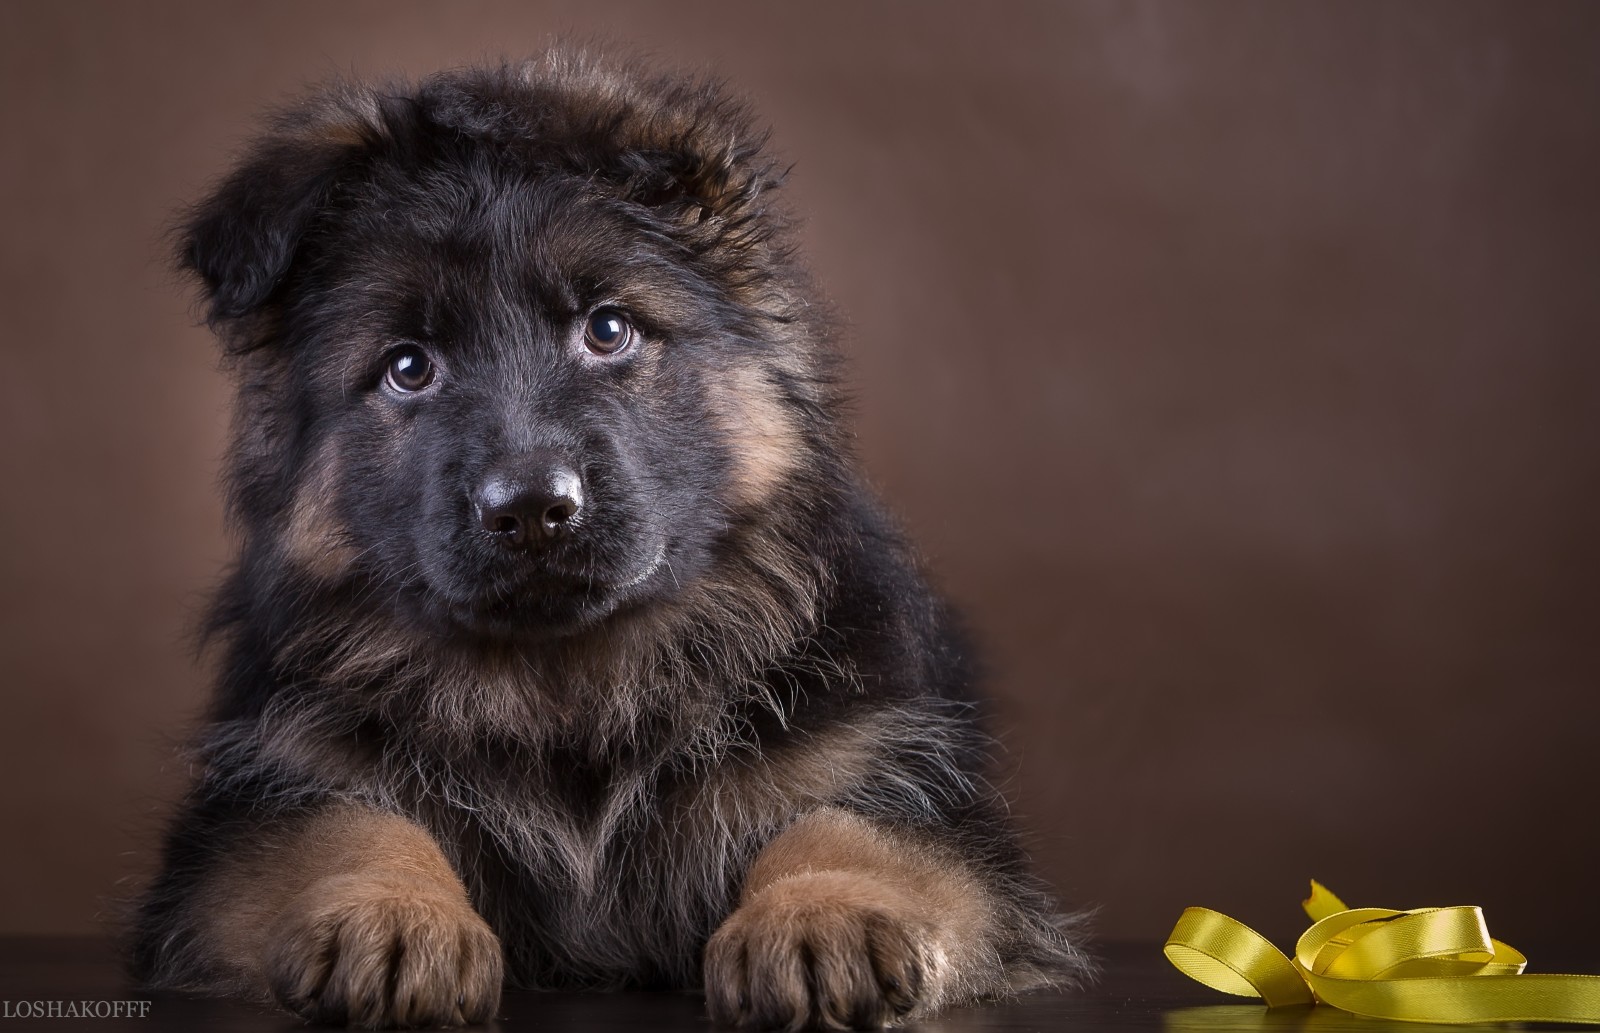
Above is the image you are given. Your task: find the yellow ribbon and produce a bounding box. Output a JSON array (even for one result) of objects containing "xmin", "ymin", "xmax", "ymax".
[{"xmin": 1164, "ymin": 881, "xmax": 1600, "ymax": 1024}]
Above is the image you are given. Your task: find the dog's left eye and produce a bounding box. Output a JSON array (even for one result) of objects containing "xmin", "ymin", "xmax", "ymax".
[
  {"xmin": 384, "ymin": 346, "xmax": 436, "ymax": 393},
  {"xmin": 584, "ymin": 309, "xmax": 635, "ymax": 356}
]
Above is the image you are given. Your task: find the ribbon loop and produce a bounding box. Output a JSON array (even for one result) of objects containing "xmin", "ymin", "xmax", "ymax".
[
  {"xmin": 1164, "ymin": 907, "xmax": 1315, "ymax": 1007},
  {"xmin": 1165, "ymin": 881, "xmax": 1600, "ymax": 1025},
  {"xmin": 1310, "ymin": 907, "xmax": 1494, "ymax": 980}
]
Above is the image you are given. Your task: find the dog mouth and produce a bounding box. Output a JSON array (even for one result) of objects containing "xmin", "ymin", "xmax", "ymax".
[{"xmin": 436, "ymin": 539, "xmax": 670, "ymax": 638}]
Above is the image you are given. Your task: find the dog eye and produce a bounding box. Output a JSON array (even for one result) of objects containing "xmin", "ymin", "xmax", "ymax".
[
  {"xmin": 583, "ymin": 309, "xmax": 635, "ymax": 356},
  {"xmin": 384, "ymin": 346, "xmax": 436, "ymax": 392}
]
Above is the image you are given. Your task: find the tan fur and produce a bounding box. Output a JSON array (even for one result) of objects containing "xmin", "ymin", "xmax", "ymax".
[
  {"xmin": 671, "ymin": 707, "xmax": 977, "ymax": 845},
  {"xmin": 680, "ymin": 726, "xmax": 877, "ymax": 837},
  {"xmin": 193, "ymin": 803, "xmax": 502, "ymax": 1028},
  {"xmin": 282, "ymin": 441, "xmax": 359, "ymax": 579},
  {"xmin": 302, "ymin": 88, "xmax": 382, "ymax": 150},
  {"xmin": 708, "ymin": 363, "xmax": 802, "ymax": 510},
  {"xmin": 704, "ymin": 808, "xmax": 998, "ymax": 1030}
]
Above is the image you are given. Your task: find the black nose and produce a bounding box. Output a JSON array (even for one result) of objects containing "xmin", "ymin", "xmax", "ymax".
[{"xmin": 474, "ymin": 457, "xmax": 584, "ymax": 549}]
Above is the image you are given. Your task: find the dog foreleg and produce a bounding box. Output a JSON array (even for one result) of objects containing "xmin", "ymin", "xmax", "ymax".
[
  {"xmin": 704, "ymin": 806, "xmax": 1001, "ymax": 1030},
  {"xmin": 190, "ymin": 802, "xmax": 502, "ymax": 1028}
]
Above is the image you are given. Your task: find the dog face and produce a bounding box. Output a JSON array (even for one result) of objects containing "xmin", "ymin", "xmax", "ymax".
[
  {"xmin": 293, "ymin": 169, "xmax": 738, "ymax": 637},
  {"xmin": 187, "ymin": 61, "xmax": 828, "ymax": 642}
]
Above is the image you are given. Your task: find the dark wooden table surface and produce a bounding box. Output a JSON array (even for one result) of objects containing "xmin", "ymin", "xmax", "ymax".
[{"xmin": 1, "ymin": 938, "xmax": 1594, "ymax": 1031}]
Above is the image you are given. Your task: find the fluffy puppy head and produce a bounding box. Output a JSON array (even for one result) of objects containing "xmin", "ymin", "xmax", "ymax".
[{"xmin": 183, "ymin": 52, "xmax": 843, "ymax": 650}]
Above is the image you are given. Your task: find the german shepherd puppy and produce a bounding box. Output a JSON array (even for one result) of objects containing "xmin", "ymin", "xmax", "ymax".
[{"xmin": 131, "ymin": 51, "xmax": 1089, "ymax": 1030}]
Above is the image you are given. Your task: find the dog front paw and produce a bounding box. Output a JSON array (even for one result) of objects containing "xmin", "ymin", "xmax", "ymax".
[
  {"xmin": 265, "ymin": 872, "xmax": 502, "ymax": 1028},
  {"xmin": 704, "ymin": 871, "xmax": 940, "ymax": 1030}
]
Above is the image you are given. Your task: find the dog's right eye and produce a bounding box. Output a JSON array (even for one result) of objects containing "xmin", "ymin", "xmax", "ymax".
[
  {"xmin": 384, "ymin": 346, "xmax": 436, "ymax": 393},
  {"xmin": 583, "ymin": 309, "xmax": 635, "ymax": 356}
]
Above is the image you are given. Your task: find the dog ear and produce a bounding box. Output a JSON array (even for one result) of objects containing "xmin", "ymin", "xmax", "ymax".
[
  {"xmin": 587, "ymin": 69, "xmax": 781, "ymax": 228},
  {"xmin": 178, "ymin": 94, "xmax": 378, "ymax": 332},
  {"xmin": 619, "ymin": 136, "xmax": 775, "ymax": 227},
  {"xmin": 611, "ymin": 106, "xmax": 780, "ymax": 231}
]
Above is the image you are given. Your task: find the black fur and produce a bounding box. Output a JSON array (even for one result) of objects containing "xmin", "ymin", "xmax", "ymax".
[{"xmin": 131, "ymin": 50, "xmax": 1090, "ymax": 1025}]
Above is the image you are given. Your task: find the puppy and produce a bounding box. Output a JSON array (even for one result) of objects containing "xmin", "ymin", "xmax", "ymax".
[{"xmin": 131, "ymin": 50, "xmax": 1090, "ymax": 1029}]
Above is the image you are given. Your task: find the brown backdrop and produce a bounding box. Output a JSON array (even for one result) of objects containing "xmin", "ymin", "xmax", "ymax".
[{"xmin": 2, "ymin": 1, "xmax": 1597, "ymax": 949}]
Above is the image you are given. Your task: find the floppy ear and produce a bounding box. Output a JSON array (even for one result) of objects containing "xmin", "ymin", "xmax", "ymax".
[
  {"xmin": 587, "ymin": 69, "xmax": 781, "ymax": 227},
  {"xmin": 178, "ymin": 94, "xmax": 378, "ymax": 332},
  {"xmin": 618, "ymin": 137, "xmax": 773, "ymax": 225}
]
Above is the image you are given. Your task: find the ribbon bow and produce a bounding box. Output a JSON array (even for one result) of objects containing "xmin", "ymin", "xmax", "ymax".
[{"xmin": 1163, "ymin": 881, "xmax": 1600, "ymax": 1024}]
